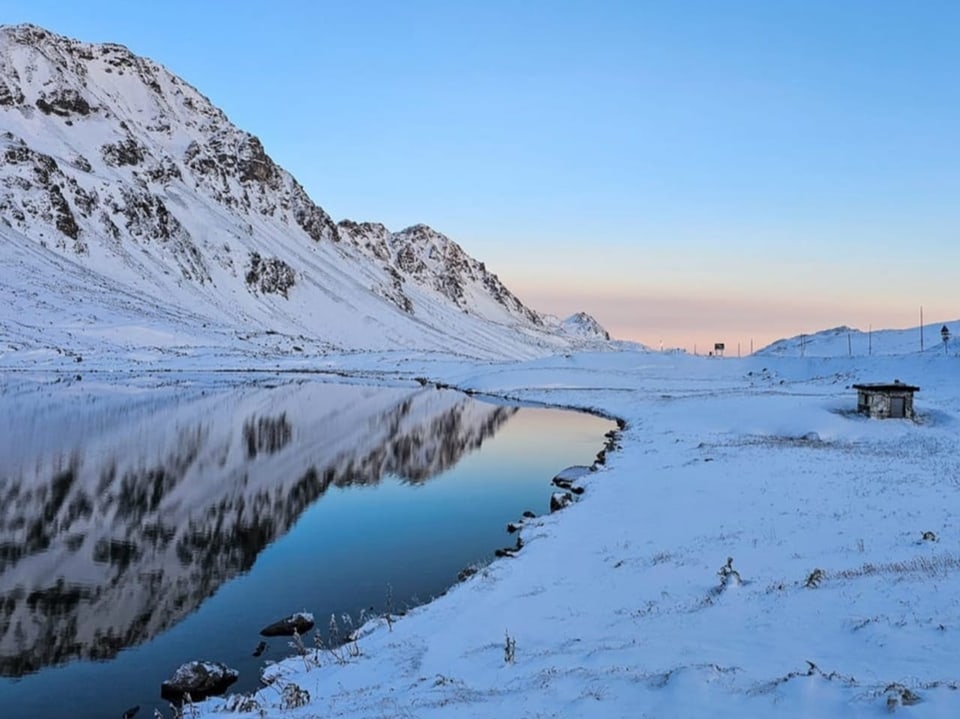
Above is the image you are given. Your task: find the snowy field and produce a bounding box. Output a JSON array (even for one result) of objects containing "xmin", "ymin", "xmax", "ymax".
[
  {"xmin": 16, "ymin": 330, "xmax": 938, "ymax": 718},
  {"xmin": 3, "ymin": 325, "xmax": 959, "ymax": 718}
]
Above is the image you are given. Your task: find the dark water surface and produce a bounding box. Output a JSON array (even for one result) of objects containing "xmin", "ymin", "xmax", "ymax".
[{"xmin": 0, "ymin": 376, "xmax": 614, "ymax": 719}]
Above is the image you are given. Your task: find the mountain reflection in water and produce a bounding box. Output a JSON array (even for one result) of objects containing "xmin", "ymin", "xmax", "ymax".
[{"xmin": 0, "ymin": 379, "xmax": 517, "ymax": 676}]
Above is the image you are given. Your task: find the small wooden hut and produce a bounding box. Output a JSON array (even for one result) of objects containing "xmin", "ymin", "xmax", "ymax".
[{"xmin": 852, "ymin": 381, "xmax": 919, "ymax": 419}]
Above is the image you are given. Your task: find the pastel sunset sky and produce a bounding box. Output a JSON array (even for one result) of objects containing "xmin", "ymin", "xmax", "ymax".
[{"xmin": 8, "ymin": 1, "xmax": 959, "ymax": 351}]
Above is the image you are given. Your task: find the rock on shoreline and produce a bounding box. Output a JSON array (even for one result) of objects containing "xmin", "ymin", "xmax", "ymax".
[
  {"xmin": 260, "ymin": 611, "xmax": 315, "ymax": 637},
  {"xmin": 160, "ymin": 660, "xmax": 239, "ymax": 702}
]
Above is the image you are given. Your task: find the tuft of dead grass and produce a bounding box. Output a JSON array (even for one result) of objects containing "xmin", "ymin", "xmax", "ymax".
[{"xmin": 835, "ymin": 553, "xmax": 960, "ymax": 581}]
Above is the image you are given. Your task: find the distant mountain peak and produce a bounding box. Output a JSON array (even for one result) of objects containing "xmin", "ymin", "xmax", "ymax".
[{"xmin": 561, "ymin": 312, "xmax": 611, "ymax": 341}]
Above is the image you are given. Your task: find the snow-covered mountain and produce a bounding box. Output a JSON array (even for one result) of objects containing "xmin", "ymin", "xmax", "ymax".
[
  {"xmin": 0, "ymin": 24, "xmax": 600, "ymax": 361},
  {"xmin": 0, "ymin": 379, "xmax": 516, "ymax": 674},
  {"xmin": 560, "ymin": 311, "xmax": 610, "ymax": 341}
]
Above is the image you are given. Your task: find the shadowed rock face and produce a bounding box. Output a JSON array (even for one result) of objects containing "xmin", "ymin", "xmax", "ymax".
[{"xmin": 0, "ymin": 380, "xmax": 516, "ymax": 676}]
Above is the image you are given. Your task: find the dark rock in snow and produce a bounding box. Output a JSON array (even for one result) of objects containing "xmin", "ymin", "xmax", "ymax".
[
  {"xmin": 550, "ymin": 492, "xmax": 574, "ymax": 513},
  {"xmin": 553, "ymin": 465, "xmax": 591, "ymax": 486},
  {"xmin": 260, "ymin": 611, "xmax": 315, "ymax": 637},
  {"xmin": 551, "ymin": 468, "xmax": 587, "ymax": 494},
  {"xmin": 552, "ymin": 467, "xmax": 589, "ymax": 494},
  {"xmin": 36, "ymin": 88, "xmax": 94, "ymax": 117},
  {"xmin": 495, "ymin": 535, "xmax": 522, "ymax": 557},
  {"xmin": 101, "ymin": 137, "xmax": 146, "ymax": 166},
  {"xmin": 457, "ymin": 565, "xmax": 479, "ymax": 582},
  {"xmin": 252, "ymin": 640, "xmax": 267, "ymax": 657},
  {"xmin": 160, "ymin": 660, "xmax": 238, "ymax": 702},
  {"xmin": 246, "ymin": 251, "xmax": 296, "ymax": 298}
]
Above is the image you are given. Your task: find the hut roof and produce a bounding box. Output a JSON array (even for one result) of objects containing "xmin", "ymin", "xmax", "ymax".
[{"xmin": 852, "ymin": 382, "xmax": 920, "ymax": 393}]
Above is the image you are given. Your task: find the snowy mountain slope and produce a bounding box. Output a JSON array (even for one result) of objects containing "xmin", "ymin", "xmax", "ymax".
[
  {"xmin": 758, "ymin": 321, "xmax": 959, "ymax": 358},
  {"xmin": 0, "ymin": 24, "xmax": 596, "ymax": 360},
  {"xmin": 0, "ymin": 379, "xmax": 515, "ymax": 674}
]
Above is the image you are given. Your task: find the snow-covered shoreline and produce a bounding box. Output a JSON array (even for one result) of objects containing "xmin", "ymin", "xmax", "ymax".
[{"xmin": 122, "ymin": 345, "xmax": 956, "ymax": 719}]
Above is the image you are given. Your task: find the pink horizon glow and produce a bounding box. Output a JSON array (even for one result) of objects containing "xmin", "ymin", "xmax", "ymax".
[{"xmin": 518, "ymin": 286, "xmax": 953, "ymax": 355}]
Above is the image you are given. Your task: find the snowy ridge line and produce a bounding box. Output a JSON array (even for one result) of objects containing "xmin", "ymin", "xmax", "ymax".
[{"xmin": 758, "ymin": 320, "xmax": 959, "ymax": 357}]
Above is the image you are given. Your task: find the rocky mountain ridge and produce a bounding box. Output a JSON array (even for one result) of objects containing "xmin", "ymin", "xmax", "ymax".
[{"xmin": 0, "ymin": 23, "xmax": 609, "ymax": 361}]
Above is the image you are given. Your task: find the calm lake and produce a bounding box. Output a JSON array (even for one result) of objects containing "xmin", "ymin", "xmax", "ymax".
[{"xmin": 0, "ymin": 375, "xmax": 615, "ymax": 719}]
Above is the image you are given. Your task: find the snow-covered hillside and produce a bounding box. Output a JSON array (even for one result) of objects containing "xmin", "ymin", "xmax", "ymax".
[
  {"xmin": 0, "ymin": 24, "xmax": 604, "ymax": 361},
  {"xmin": 758, "ymin": 321, "xmax": 958, "ymax": 358}
]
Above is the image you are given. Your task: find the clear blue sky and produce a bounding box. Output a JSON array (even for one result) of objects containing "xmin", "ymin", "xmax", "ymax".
[{"xmin": 6, "ymin": 1, "xmax": 959, "ymax": 350}]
